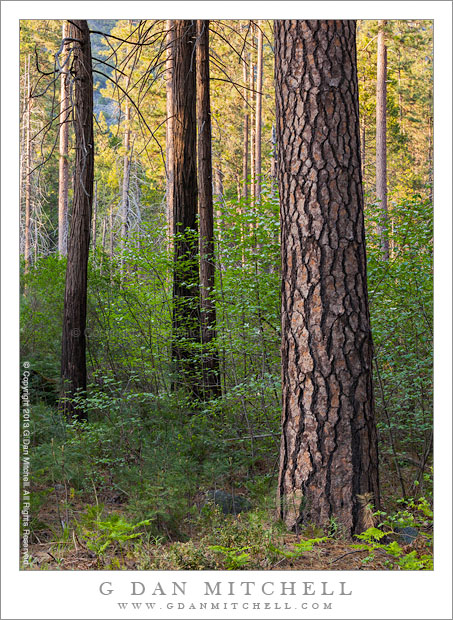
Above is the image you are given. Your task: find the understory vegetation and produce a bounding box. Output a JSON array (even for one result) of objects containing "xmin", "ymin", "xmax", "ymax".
[{"xmin": 21, "ymin": 189, "xmax": 433, "ymax": 570}]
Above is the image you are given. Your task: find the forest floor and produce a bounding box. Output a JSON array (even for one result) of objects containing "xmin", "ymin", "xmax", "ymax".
[{"xmin": 24, "ymin": 469, "xmax": 433, "ymax": 572}]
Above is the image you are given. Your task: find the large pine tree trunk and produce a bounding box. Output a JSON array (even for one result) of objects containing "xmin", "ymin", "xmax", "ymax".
[
  {"xmin": 60, "ymin": 20, "xmax": 94, "ymax": 418},
  {"xmin": 58, "ymin": 21, "xmax": 70, "ymax": 257},
  {"xmin": 171, "ymin": 20, "xmax": 201, "ymax": 397},
  {"xmin": 275, "ymin": 20, "xmax": 380, "ymax": 536},
  {"xmin": 376, "ymin": 20, "xmax": 389, "ymax": 260},
  {"xmin": 196, "ymin": 20, "xmax": 220, "ymax": 399}
]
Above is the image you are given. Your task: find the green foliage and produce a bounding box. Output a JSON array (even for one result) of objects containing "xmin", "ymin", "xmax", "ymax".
[
  {"xmin": 208, "ymin": 545, "xmax": 251, "ymax": 570},
  {"xmin": 352, "ymin": 496, "xmax": 433, "ymax": 570},
  {"xmin": 77, "ymin": 504, "xmax": 151, "ymax": 556}
]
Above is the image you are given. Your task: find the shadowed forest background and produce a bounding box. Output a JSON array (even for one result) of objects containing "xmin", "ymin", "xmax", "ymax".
[{"xmin": 19, "ymin": 19, "xmax": 433, "ymax": 570}]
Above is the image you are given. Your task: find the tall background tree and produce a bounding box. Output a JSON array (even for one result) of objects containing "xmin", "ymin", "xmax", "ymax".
[
  {"xmin": 197, "ymin": 20, "xmax": 220, "ymax": 398},
  {"xmin": 58, "ymin": 20, "xmax": 70, "ymax": 257},
  {"xmin": 60, "ymin": 19, "xmax": 94, "ymax": 417},
  {"xmin": 275, "ymin": 19, "xmax": 380, "ymax": 535},
  {"xmin": 170, "ymin": 20, "xmax": 201, "ymax": 397},
  {"xmin": 376, "ymin": 19, "xmax": 389, "ymax": 260}
]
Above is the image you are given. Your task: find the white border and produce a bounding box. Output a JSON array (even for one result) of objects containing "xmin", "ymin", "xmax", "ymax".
[{"xmin": 1, "ymin": 2, "xmax": 452, "ymax": 619}]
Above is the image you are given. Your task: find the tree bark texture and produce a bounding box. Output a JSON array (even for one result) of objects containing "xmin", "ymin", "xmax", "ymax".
[
  {"xmin": 376, "ymin": 20, "xmax": 389, "ymax": 260},
  {"xmin": 254, "ymin": 22, "xmax": 264, "ymax": 202},
  {"xmin": 275, "ymin": 20, "xmax": 380, "ymax": 536},
  {"xmin": 196, "ymin": 20, "xmax": 220, "ymax": 398},
  {"xmin": 58, "ymin": 21, "xmax": 70, "ymax": 257},
  {"xmin": 171, "ymin": 20, "xmax": 201, "ymax": 397},
  {"xmin": 60, "ymin": 20, "xmax": 94, "ymax": 418}
]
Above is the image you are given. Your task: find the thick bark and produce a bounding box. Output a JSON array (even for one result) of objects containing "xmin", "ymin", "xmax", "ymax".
[
  {"xmin": 254, "ymin": 22, "xmax": 264, "ymax": 202},
  {"xmin": 196, "ymin": 20, "xmax": 220, "ymax": 398},
  {"xmin": 60, "ymin": 20, "xmax": 94, "ymax": 419},
  {"xmin": 171, "ymin": 20, "xmax": 201, "ymax": 397},
  {"xmin": 376, "ymin": 20, "xmax": 389, "ymax": 260},
  {"xmin": 58, "ymin": 21, "xmax": 70, "ymax": 257},
  {"xmin": 275, "ymin": 20, "xmax": 380, "ymax": 536}
]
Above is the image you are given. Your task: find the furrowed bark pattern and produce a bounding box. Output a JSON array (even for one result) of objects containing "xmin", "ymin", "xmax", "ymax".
[
  {"xmin": 275, "ymin": 20, "xmax": 379, "ymax": 535},
  {"xmin": 171, "ymin": 20, "xmax": 201, "ymax": 396},
  {"xmin": 61, "ymin": 20, "xmax": 94, "ymax": 418}
]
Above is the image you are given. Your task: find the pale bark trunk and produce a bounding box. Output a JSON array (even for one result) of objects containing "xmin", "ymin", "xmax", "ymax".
[
  {"xmin": 24, "ymin": 55, "xmax": 32, "ymax": 272},
  {"xmin": 58, "ymin": 21, "xmax": 70, "ymax": 257},
  {"xmin": 92, "ymin": 180, "xmax": 97, "ymax": 254},
  {"xmin": 242, "ymin": 55, "xmax": 249, "ymax": 200},
  {"xmin": 249, "ymin": 43, "xmax": 255, "ymax": 203},
  {"xmin": 275, "ymin": 19, "xmax": 380, "ymax": 536},
  {"xmin": 376, "ymin": 20, "xmax": 389, "ymax": 260},
  {"xmin": 166, "ymin": 20, "xmax": 175, "ymax": 242},
  {"xmin": 120, "ymin": 98, "xmax": 131, "ymax": 271},
  {"xmin": 254, "ymin": 22, "xmax": 263, "ymax": 202}
]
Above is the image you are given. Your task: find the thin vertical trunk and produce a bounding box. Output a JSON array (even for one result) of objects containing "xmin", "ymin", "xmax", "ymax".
[
  {"xmin": 196, "ymin": 20, "xmax": 220, "ymax": 398},
  {"xmin": 109, "ymin": 206, "xmax": 114, "ymax": 258},
  {"xmin": 376, "ymin": 19, "xmax": 389, "ymax": 260},
  {"xmin": 242, "ymin": 55, "xmax": 249, "ymax": 200},
  {"xmin": 275, "ymin": 19, "xmax": 379, "ymax": 536},
  {"xmin": 60, "ymin": 20, "xmax": 94, "ymax": 419},
  {"xmin": 24, "ymin": 55, "xmax": 32, "ymax": 273},
  {"xmin": 166, "ymin": 20, "xmax": 175, "ymax": 242},
  {"xmin": 121, "ymin": 98, "xmax": 131, "ymax": 271},
  {"xmin": 270, "ymin": 124, "xmax": 278, "ymax": 197},
  {"xmin": 171, "ymin": 20, "xmax": 201, "ymax": 398},
  {"xmin": 58, "ymin": 21, "xmax": 70, "ymax": 257},
  {"xmin": 249, "ymin": 40, "xmax": 255, "ymax": 204},
  {"xmin": 254, "ymin": 22, "xmax": 263, "ymax": 202},
  {"xmin": 100, "ymin": 216, "xmax": 106, "ymax": 274},
  {"xmin": 101, "ymin": 217, "xmax": 106, "ymax": 252},
  {"xmin": 92, "ymin": 180, "xmax": 97, "ymax": 254}
]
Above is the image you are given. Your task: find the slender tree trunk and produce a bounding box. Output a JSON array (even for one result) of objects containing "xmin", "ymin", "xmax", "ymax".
[
  {"xmin": 275, "ymin": 19, "xmax": 380, "ymax": 536},
  {"xmin": 92, "ymin": 180, "xmax": 97, "ymax": 254},
  {"xmin": 109, "ymin": 206, "xmax": 114, "ymax": 258},
  {"xmin": 249, "ymin": 41, "xmax": 255, "ymax": 204},
  {"xmin": 361, "ymin": 117, "xmax": 366, "ymax": 180},
  {"xmin": 242, "ymin": 54, "xmax": 249, "ymax": 201},
  {"xmin": 58, "ymin": 21, "xmax": 70, "ymax": 257},
  {"xmin": 254, "ymin": 22, "xmax": 263, "ymax": 202},
  {"xmin": 24, "ymin": 55, "xmax": 32, "ymax": 273},
  {"xmin": 120, "ymin": 98, "xmax": 131, "ymax": 272},
  {"xmin": 376, "ymin": 20, "xmax": 389, "ymax": 260},
  {"xmin": 270, "ymin": 124, "xmax": 278, "ymax": 198},
  {"xmin": 196, "ymin": 20, "xmax": 220, "ymax": 398},
  {"xmin": 171, "ymin": 20, "xmax": 201, "ymax": 398},
  {"xmin": 166, "ymin": 20, "xmax": 175, "ymax": 242},
  {"xmin": 60, "ymin": 20, "xmax": 94, "ymax": 419}
]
